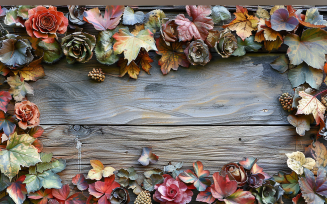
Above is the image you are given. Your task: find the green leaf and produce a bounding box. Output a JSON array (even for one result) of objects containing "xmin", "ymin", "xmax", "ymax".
[
  {"xmin": 232, "ymin": 36, "xmax": 262, "ymax": 56},
  {"xmin": 143, "ymin": 174, "xmax": 164, "ymax": 191},
  {"xmin": 17, "ymin": 5, "xmax": 33, "ymax": 20},
  {"xmin": 0, "ymin": 132, "xmax": 41, "ymax": 180},
  {"xmin": 0, "ymin": 173, "xmax": 10, "ymax": 192},
  {"xmin": 95, "ymin": 31, "xmax": 119, "ymax": 65},
  {"xmin": 38, "ymin": 40, "xmax": 63, "ymax": 64},
  {"xmin": 284, "ymin": 28, "xmax": 327, "ymax": 69},
  {"xmin": 7, "ymin": 75, "xmax": 34, "ymax": 102},
  {"xmin": 211, "ymin": 6, "xmax": 231, "ymax": 24},
  {"xmin": 4, "ymin": 8, "xmax": 24, "ymax": 27},
  {"xmin": 270, "ymin": 55, "xmax": 290, "ymax": 73},
  {"xmin": 288, "ymin": 63, "xmax": 323, "ymax": 89},
  {"xmin": 144, "ymin": 9, "xmax": 166, "ymax": 33},
  {"xmin": 304, "ymin": 8, "xmax": 327, "ymax": 27}
]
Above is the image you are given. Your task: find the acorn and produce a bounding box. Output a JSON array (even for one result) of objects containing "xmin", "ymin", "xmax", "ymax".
[
  {"xmin": 279, "ymin": 93, "xmax": 294, "ymax": 112},
  {"xmin": 134, "ymin": 190, "xmax": 152, "ymax": 204},
  {"xmin": 88, "ymin": 68, "xmax": 105, "ymax": 82}
]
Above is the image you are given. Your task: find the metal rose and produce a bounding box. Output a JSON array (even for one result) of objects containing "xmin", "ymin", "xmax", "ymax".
[
  {"xmin": 248, "ymin": 173, "xmax": 265, "ymax": 188},
  {"xmin": 221, "ymin": 162, "xmax": 248, "ymax": 187},
  {"xmin": 15, "ymin": 100, "xmax": 40, "ymax": 130},
  {"xmin": 66, "ymin": 5, "xmax": 86, "ymax": 27},
  {"xmin": 61, "ymin": 32, "xmax": 96, "ymax": 64},
  {"xmin": 215, "ymin": 28, "xmax": 238, "ymax": 58},
  {"xmin": 25, "ymin": 6, "xmax": 68, "ymax": 43},
  {"xmin": 184, "ymin": 39, "xmax": 211, "ymax": 66},
  {"xmin": 0, "ymin": 34, "xmax": 33, "ymax": 69},
  {"xmin": 161, "ymin": 19, "xmax": 178, "ymax": 45},
  {"xmin": 252, "ymin": 179, "xmax": 284, "ymax": 204},
  {"xmin": 110, "ymin": 187, "xmax": 130, "ymax": 204}
]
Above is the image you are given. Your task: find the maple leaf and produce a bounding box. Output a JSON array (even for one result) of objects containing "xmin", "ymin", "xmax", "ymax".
[
  {"xmin": 28, "ymin": 189, "xmax": 53, "ymax": 204},
  {"xmin": 12, "ymin": 57, "xmax": 45, "ymax": 81},
  {"xmin": 87, "ymin": 160, "xmax": 115, "ymax": 181},
  {"xmin": 83, "ymin": 6, "xmax": 124, "ymax": 30},
  {"xmin": 178, "ymin": 161, "xmax": 211, "ymax": 191},
  {"xmin": 113, "ymin": 28, "xmax": 157, "ymax": 65},
  {"xmin": 284, "ymin": 28, "xmax": 327, "ymax": 69},
  {"xmin": 52, "ymin": 184, "xmax": 87, "ymax": 204},
  {"xmin": 118, "ymin": 58, "xmax": 140, "ymax": 79},
  {"xmin": 136, "ymin": 49, "xmax": 153, "ymax": 74},
  {"xmin": 138, "ymin": 147, "xmax": 159, "ymax": 166},
  {"xmin": 0, "ymin": 111, "xmax": 16, "ymax": 136},
  {"xmin": 88, "ymin": 175, "xmax": 120, "ymax": 204},
  {"xmin": 72, "ymin": 174, "xmax": 89, "ymax": 191},
  {"xmin": 7, "ymin": 175, "xmax": 27, "ymax": 204},
  {"xmin": 288, "ymin": 63, "xmax": 323, "ymax": 90},
  {"xmin": 296, "ymin": 91, "xmax": 326, "ymax": 125},
  {"xmin": 287, "ymin": 114, "xmax": 313, "ymax": 136},
  {"xmin": 196, "ymin": 187, "xmax": 216, "ymax": 204},
  {"xmin": 271, "ymin": 8, "xmax": 299, "ymax": 31},
  {"xmin": 174, "ymin": 5, "xmax": 214, "ymax": 41},
  {"xmin": 0, "ymin": 91, "xmax": 12, "ymax": 113},
  {"xmin": 222, "ymin": 5, "xmax": 259, "ymax": 41},
  {"xmin": 122, "ymin": 6, "xmax": 144, "ymax": 25},
  {"xmin": 299, "ymin": 167, "xmax": 327, "ymax": 204},
  {"xmin": 7, "ymin": 75, "xmax": 34, "ymax": 102},
  {"xmin": 156, "ymin": 36, "xmax": 190, "ymax": 75}
]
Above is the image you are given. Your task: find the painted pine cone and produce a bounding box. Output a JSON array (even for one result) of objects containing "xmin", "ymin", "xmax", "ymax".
[
  {"xmin": 88, "ymin": 68, "xmax": 105, "ymax": 82},
  {"xmin": 279, "ymin": 93, "xmax": 294, "ymax": 112},
  {"xmin": 134, "ymin": 191, "xmax": 152, "ymax": 204},
  {"xmin": 184, "ymin": 39, "xmax": 211, "ymax": 66},
  {"xmin": 215, "ymin": 29, "xmax": 238, "ymax": 58},
  {"xmin": 61, "ymin": 32, "xmax": 96, "ymax": 64},
  {"xmin": 0, "ymin": 34, "xmax": 34, "ymax": 69}
]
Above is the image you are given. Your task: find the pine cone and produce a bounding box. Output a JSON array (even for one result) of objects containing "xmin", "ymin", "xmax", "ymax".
[
  {"xmin": 88, "ymin": 68, "xmax": 105, "ymax": 82},
  {"xmin": 134, "ymin": 190, "xmax": 152, "ymax": 204},
  {"xmin": 322, "ymin": 95, "xmax": 327, "ymax": 107},
  {"xmin": 279, "ymin": 93, "xmax": 294, "ymax": 112}
]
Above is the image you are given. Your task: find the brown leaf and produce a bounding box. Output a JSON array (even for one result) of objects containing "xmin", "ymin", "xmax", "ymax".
[
  {"xmin": 131, "ymin": 24, "xmax": 145, "ymax": 36},
  {"xmin": 305, "ymin": 141, "xmax": 327, "ymax": 174},
  {"xmin": 12, "ymin": 57, "xmax": 45, "ymax": 81},
  {"xmin": 287, "ymin": 114, "xmax": 313, "ymax": 136},
  {"xmin": 206, "ymin": 30, "xmax": 220, "ymax": 48},
  {"xmin": 0, "ymin": 62, "xmax": 10, "ymax": 76},
  {"xmin": 135, "ymin": 49, "xmax": 153, "ymax": 74},
  {"xmin": 118, "ymin": 58, "xmax": 140, "ymax": 79}
]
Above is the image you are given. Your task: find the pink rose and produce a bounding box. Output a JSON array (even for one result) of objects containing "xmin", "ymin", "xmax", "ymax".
[{"xmin": 153, "ymin": 174, "xmax": 193, "ymax": 204}]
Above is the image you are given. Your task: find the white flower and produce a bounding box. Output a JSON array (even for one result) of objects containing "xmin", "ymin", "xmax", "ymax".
[{"xmin": 286, "ymin": 151, "xmax": 315, "ymax": 175}]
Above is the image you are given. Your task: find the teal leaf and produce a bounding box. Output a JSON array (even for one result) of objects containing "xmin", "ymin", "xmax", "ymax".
[
  {"xmin": 288, "ymin": 63, "xmax": 323, "ymax": 89},
  {"xmin": 232, "ymin": 36, "xmax": 262, "ymax": 56},
  {"xmin": 270, "ymin": 55, "xmax": 290, "ymax": 73},
  {"xmin": 211, "ymin": 6, "xmax": 231, "ymax": 24}
]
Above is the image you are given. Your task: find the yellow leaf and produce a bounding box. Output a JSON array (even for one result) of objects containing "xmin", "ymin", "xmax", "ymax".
[{"xmin": 87, "ymin": 160, "xmax": 115, "ymax": 180}]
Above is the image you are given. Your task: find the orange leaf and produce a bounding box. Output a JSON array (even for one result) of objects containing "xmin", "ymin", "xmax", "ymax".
[
  {"xmin": 12, "ymin": 57, "xmax": 45, "ymax": 81},
  {"xmin": 118, "ymin": 58, "xmax": 140, "ymax": 79},
  {"xmin": 136, "ymin": 49, "xmax": 153, "ymax": 74}
]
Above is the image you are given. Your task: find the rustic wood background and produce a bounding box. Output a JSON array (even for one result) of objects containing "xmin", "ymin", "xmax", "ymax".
[{"xmin": 2, "ymin": 5, "xmax": 324, "ymax": 204}]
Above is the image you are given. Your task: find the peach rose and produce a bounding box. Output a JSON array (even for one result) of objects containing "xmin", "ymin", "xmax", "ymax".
[{"xmin": 15, "ymin": 101, "xmax": 40, "ymax": 129}]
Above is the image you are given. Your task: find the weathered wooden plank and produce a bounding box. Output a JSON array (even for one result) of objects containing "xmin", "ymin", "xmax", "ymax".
[{"xmin": 27, "ymin": 53, "xmax": 293, "ymax": 125}]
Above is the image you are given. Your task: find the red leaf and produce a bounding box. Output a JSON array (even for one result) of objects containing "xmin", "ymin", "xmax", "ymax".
[
  {"xmin": 72, "ymin": 174, "xmax": 89, "ymax": 191},
  {"xmin": 175, "ymin": 5, "xmax": 214, "ymax": 41},
  {"xmin": 0, "ymin": 91, "xmax": 12, "ymax": 113},
  {"xmin": 84, "ymin": 6, "xmax": 124, "ymax": 30},
  {"xmin": 196, "ymin": 187, "xmax": 216, "ymax": 204},
  {"xmin": 32, "ymin": 138, "xmax": 43, "ymax": 152},
  {"xmin": 52, "ymin": 184, "xmax": 70, "ymax": 201},
  {"xmin": 53, "ymin": 184, "xmax": 86, "ymax": 204},
  {"xmin": 28, "ymin": 189, "xmax": 53, "ymax": 204},
  {"xmin": 88, "ymin": 175, "xmax": 120, "ymax": 203},
  {"xmin": 292, "ymin": 193, "xmax": 306, "ymax": 204},
  {"xmin": 7, "ymin": 175, "xmax": 27, "ymax": 204},
  {"xmin": 29, "ymin": 126, "xmax": 44, "ymax": 138},
  {"xmin": 138, "ymin": 147, "xmax": 159, "ymax": 166},
  {"xmin": 271, "ymin": 8, "xmax": 299, "ymax": 31},
  {"xmin": 210, "ymin": 172, "xmax": 237, "ymax": 200}
]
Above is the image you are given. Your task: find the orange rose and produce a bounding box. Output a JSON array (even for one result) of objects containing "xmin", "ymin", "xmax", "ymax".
[
  {"xmin": 25, "ymin": 6, "xmax": 68, "ymax": 43},
  {"xmin": 15, "ymin": 101, "xmax": 40, "ymax": 129}
]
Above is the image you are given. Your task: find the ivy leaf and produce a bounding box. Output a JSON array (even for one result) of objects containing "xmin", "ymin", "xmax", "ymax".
[
  {"xmin": 72, "ymin": 174, "xmax": 89, "ymax": 191},
  {"xmin": 118, "ymin": 58, "xmax": 140, "ymax": 79},
  {"xmin": 123, "ymin": 6, "xmax": 144, "ymax": 25},
  {"xmin": 12, "ymin": 57, "xmax": 45, "ymax": 81},
  {"xmin": 38, "ymin": 40, "xmax": 63, "ymax": 64},
  {"xmin": 4, "ymin": 8, "xmax": 24, "ymax": 27},
  {"xmin": 271, "ymin": 8, "xmax": 299, "ymax": 31},
  {"xmin": 0, "ymin": 132, "xmax": 41, "ymax": 180},
  {"xmin": 299, "ymin": 167, "xmax": 327, "ymax": 204},
  {"xmin": 113, "ymin": 28, "xmax": 157, "ymax": 65},
  {"xmin": 0, "ymin": 91, "xmax": 12, "ymax": 113},
  {"xmin": 53, "ymin": 184, "xmax": 87, "ymax": 203},
  {"xmin": 179, "ymin": 161, "xmax": 211, "ymax": 192},
  {"xmin": 7, "ymin": 75, "xmax": 33, "ymax": 102},
  {"xmin": 211, "ymin": 6, "xmax": 231, "ymax": 24},
  {"xmin": 6, "ymin": 175, "xmax": 26, "ymax": 204},
  {"xmin": 287, "ymin": 114, "xmax": 313, "ymax": 136},
  {"xmin": 296, "ymin": 91, "xmax": 326, "ymax": 125},
  {"xmin": 292, "ymin": 193, "xmax": 306, "ymax": 204},
  {"xmin": 299, "ymin": 8, "xmax": 327, "ymax": 28},
  {"xmin": 94, "ymin": 30, "xmax": 119, "ymax": 66},
  {"xmin": 144, "ymin": 9, "xmax": 166, "ymax": 33},
  {"xmin": 87, "ymin": 160, "xmax": 115, "ymax": 181},
  {"xmin": 28, "ymin": 189, "xmax": 53, "ymax": 204},
  {"xmin": 222, "ymin": 5, "xmax": 259, "ymax": 41},
  {"xmin": 0, "ymin": 173, "xmax": 10, "ymax": 192},
  {"xmin": 288, "ymin": 63, "xmax": 323, "ymax": 90},
  {"xmin": 0, "ymin": 111, "xmax": 16, "ymax": 137},
  {"xmin": 305, "ymin": 140, "xmax": 327, "ymax": 174},
  {"xmin": 196, "ymin": 187, "xmax": 216, "ymax": 204},
  {"xmin": 175, "ymin": 5, "xmax": 214, "ymax": 41},
  {"xmin": 284, "ymin": 28, "xmax": 327, "ymax": 69},
  {"xmin": 270, "ymin": 55, "xmax": 290, "ymax": 73},
  {"xmin": 138, "ymin": 147, "xmax": 159, "ymax": 166},
  {"xmin": 156, "ymin": 36, "xmax": 190, "ymax": 75},
  {"xmin": 232, "ymin": 36, "xmax": 262, "ymax": 56}
]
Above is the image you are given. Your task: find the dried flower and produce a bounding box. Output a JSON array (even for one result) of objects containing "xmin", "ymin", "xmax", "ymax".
[
  {"xmin": 184, "ymin": 39, "xmax": 211, "ymax": 66},
  {"xmin": 25, "ymin": 6, "xmax": 68, "ymax": 43},
  {"xmin": 110, "ymin": 187, "xmax": 130, "ymax": 204},
  {"xmin": 286, "ymin": 151, "xmax": 315, "ymax": 175},
  {"xmin": 88, "ymin": 68, "xmax": 105, "ymax": 82},
  {"xmin": 66, "ymin": 5, "xmax": 86, "ymax": 27},
  {"xmin": 248, "ymin": 173, "xmax": 265, "ymax": 189},
  {"xmin": 15, "ymin": 100, "xmax": 40, "ymax": 129},
  {"xmin": 161, "ymin": 19, "xmax": 178, "ymax": 45},
  {"xmin": 252, "ymin": 179, "xmax": 284, "ymax": 204},
  {"xmin": 215, "ymin": 28, "xmax": 238, "ymax": 58},
  {"xmin": 153, "ymin": 174, "xmax": 192, "ymax": 204},
  {"xmin": 0, "ymin": 34, "xmax": 34, "ymax": 69},
  {"xmin": 61, "ymin": 32, "xmax": 96, "ymax": 64},
  {"xmin": 221, "ymin": 162, "xmax": 248, "ymax": 187}
]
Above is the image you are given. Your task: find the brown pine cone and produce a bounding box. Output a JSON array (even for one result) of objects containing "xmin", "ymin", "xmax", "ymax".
[
  {"xmin": 88, "ymin": 68, "xmax": 105, "ymax": 82},
  {"xmin": 134, "ymin": 190, "xmax": 152, "ymax": 204},
  {"xmin": 279, "ymin": 93, "xmax": 294, "ymax": 112}
]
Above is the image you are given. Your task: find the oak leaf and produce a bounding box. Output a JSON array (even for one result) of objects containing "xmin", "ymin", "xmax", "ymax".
[
  {"xmin": 156, "ymin": 37, "xmax": 190, "ymax": 75},
  {"xmin": 87, "ymin": 160, "xmax": 115, "ymax": 181},
  {"xmin": 113, "ymin": 28, "xmax": 157, "ymax": 65},
  {"xmin": 222, "ymin": 5, "xmax": 259, "ymax": 41},
  {"xmin": 7, "ymin": 75, "xmax": 34, "ymax": 102},
  {"xmin": 83, "ymin": 6, "xmax": 124, "ymax": 30},
  {"xmin": 175, "ymin": 5, "xmax": 214, "ymax": 41}
]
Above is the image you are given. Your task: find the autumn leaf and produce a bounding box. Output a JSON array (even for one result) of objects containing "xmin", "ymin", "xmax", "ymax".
[
  {"xmin": 255, "ymin": 6, "xmax": 270, "ymax": 20},
  {"xmin": 255, "ymin": 19, "xmax": 283, "ymax": 42},
  {"xmin": 287, "ymin": 114, "xmax": 313, "ymax": 136},
  {"xmin": 156, "ymin": 36, "xmax": 190, "ymax": 75},
  {"xmin": 28, "ymin": 189, "xmax": 53, "ymax": 204},
  {"xmin": 298, "ymin": 8, "xmax": 327, "ymax": 28},
  {"xmin": 138, "ymin": 147, "xmax": 159, "ymax": 166},
  {"xmin": 52, "ymin": 184, "xmax": 87, "ymax": 204},
  {"xmin": 292, "ymin": 193, "xmax": 306, "ymax": 204},
  {"xmin": 144, "ymin": 9, "xmax": 166, "ymax": 33},
  {"xmin": 84, "ymin": 6, "xmax": 124, "ymax": 30},
  {"xmin": 196, "ymin": 187, "xmax": 216, "ymax": 204},
  {"xmin": 135, "ymin": 49, "xmax": 153, "ymax": 74},
  {"xmin": 113, "ymin": 28, "xmax": 157, "ymax": 65},
  {"xmin": 0, "ymin": 91, "xmax": 11, "ymax": 113},
  {"xmin": 0, "ymin": 6, "xmax": 7, "ymax": 17},
  {"xmin": 88, "ymin": 175, "xmax": 120, "ymax": 204},
  {"xmin": 305, "ymin": 140, "xmax": 327, "ymax": 174},
  {"xmin": 222, "ymin": 5, "xmax": 259, "ymax": 41},
  {"xmin": 122, "ymin": 6, "xmax": 144, "ymax": 25},
  {"xmin": 0, "ymin": 111, "xmax": 16, "ymax": 136},
  {"xmin": 0, "ymin": 62, "xmax": 10, "ymax": 76},
  {"xmin": 72, "ymin": 174, "xmax": 89, "ymax": 191},
  {"xmin": 178, "ymin": 161, "xmax": 211, "ymax": 191},
  {"xmin": 87, "ymin": 160, "xmax": 115, "ymax": 180},
  {"xmin": 284, "ymin": 28, "xmax": 327, "ymax": 69},
  {"xmin": 175, "ymin": 5, "xmax": 214, "ymax": 41},
  {"xmin": 4, "ymin": 8, "xmax": 24, "ymax": 27},
  {"xmin": 232, "ymin": 36, "xmax": 262, "ymax": 56},
  {"xmin": 12, "ymin": 57, "xmax": 45, "ymax": 81},
  {"xmin": 7, "ymin": 75, "xmax": 34, "ymax": 102},
  {"xmin": 296, "ymin": 91, "xmax": 326, "ymax": 125},
  {"xmin": 131, "ymin": 24, "xmax": 145, "ymax": 36},
  {"xmin": 118, "ymin": 58, "xmax": 140, "ymax": 79},
  {"xmin": 271, "ymin": 8, "xmax": 299, "ymax": 31},
  {"xmin": 270, "ymin": 55, "xmax": 289, "ymax": 73},
  {"xmin": 7, "ymin": 175, "xmax": 26, "ymax": 204},
  {"xmin": 264, "ymin": 36, "xmax": 283, "ymax": 52},
  {"xmin": 38, "ymin": 40, "xmax": 63, "ymax": 64},
  {"xmin": 29, "ymin": 126, "xmax": 44, "ymax": 138},
  {"xmin": 273, "ymin": 171, "xmax": 300, "ymax": 198},
  {"xmin": 288, "ymin": 63, "xmax": 323, "ymax": 90}
]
